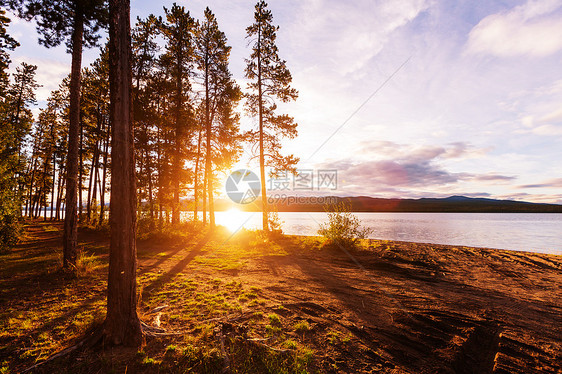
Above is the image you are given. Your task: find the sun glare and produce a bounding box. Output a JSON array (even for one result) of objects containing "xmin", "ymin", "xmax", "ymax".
[{"xmin": 217, "ymin": 207, "xmax": 247, "ymax": 233}]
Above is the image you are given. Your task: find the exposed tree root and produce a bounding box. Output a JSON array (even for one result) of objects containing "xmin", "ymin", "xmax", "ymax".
[{"xmin": 140, "ymin": 321, "xmax": 183, "ymax": 337}]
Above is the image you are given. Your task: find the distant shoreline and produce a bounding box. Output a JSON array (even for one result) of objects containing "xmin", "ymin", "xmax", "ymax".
[{"xmin": 212, "ymin": 195, "xmax": 562, "ymax": 213}]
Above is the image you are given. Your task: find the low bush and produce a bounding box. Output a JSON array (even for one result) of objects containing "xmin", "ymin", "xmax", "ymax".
[{"xmin": 318, "ymin": 200, "xmax": 372, "ymax": 248}]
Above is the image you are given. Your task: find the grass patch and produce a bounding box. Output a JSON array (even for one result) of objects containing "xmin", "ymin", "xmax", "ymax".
[
  {"xmin": 268, "ymin": 313, "xmax": 282, "ymax": 326},
  {"xmin": 294, "ymin": 320, "xmax": 310, "ymax": 333}
]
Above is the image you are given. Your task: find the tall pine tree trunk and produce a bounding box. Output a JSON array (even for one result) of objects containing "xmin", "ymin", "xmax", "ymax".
[
  {"xmin": 99, "ymin": 120, "xmax": 110, "ymax": 225},
  {"xmin": 63, "ymin": 7, "xmax": 84, "ymax": 270},
  {"xmin": 257, "ymin": 29, "xmax": 268, "ymax": 232},
  {"xmin": 145, "ymin": 149, "xmax": 155, "ymax": 228},
  {"xmin": 193, "ymin": 122, "xmax": 203, "ymax": 221},
  {"xmin": 204, "ymin": 54, "xmax": 215, "ymax": 230},
  {"xmin": 104, "ymin": 0, "xmax": 142, "ymax": 346},
  {"xmin": 56, "ymin": 167, "xmax": 65, "ymax": 220},
  {"xmin": 86, "ymin": 146, "xmax": 94, "ymax": 222},
  {"xmin": 91, "ymin": 148, "xmax": 100, "ymax": 225},
  {"xmin": 51, "ymin": 160, "xmax": 56, "ymax": 220},
  {"xmin": 78, "ymin": 121, "xmax": 84, "ymax": 221},
  {"xmin": 171, "ymin": 66, "xmax": 183, "ymax": 225},
  {"xmin": 202, "ymin": 175, "xmax": 207, "ymax": 224}
]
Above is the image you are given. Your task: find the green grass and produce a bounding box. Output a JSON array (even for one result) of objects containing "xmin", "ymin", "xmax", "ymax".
[
  {"xmin": 294, "ymin": 320, "xmax": 311, "ymax": 333},
  {"xmin": 0, "ymin": 222, "xmax": 327, "ymax": 373},
  {"xmin": 268, "ymin": 313, "xmax": 282, "ymax": 326}
]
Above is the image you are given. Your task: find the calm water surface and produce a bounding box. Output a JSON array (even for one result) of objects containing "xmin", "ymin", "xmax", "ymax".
[{"xmin": 211, "ymin": 212, "xmax": 562, "ymax": 255}]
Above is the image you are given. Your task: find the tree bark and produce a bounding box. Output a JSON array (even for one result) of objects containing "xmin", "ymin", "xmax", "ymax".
[
  {"xmin": 204, "ymin": 50, "xmax": 215, "ymax": 230},
  {"xmin": 171, "ymin": 56, "xmax": 183, "ymax": 225},
  {"xmin": 193, "ymin": 122, "xmax": 203, "ymax": 221},
  {"xmin": 103, "ymin": 0, "xmax": 142, "ymax": 346},
  {"xmin": 63, "ymin": 6, "xmax": 84, "ymax": 270},
  {"xmin": 51, "ymin": 159, "xmax": 56, "ymax": 220},
  {"xmin": 56, "ymin": 166, "xmax": 65, "ymax": 221},
  {"xmin": 78, "ymin": 120, "xmax": 84, "ymax": 220},
  {"xmin": 99, "ymin": 119, "xmax": 110, "ymax": 226},
  {"xmin": 257, "ymin": 26, "xmax": 268, "ymax": 232}
]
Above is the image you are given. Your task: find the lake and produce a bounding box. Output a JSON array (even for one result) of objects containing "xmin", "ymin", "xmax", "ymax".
[{"xmin": 208, "ymin": 211, "xmax": 562, "ymax": 255}]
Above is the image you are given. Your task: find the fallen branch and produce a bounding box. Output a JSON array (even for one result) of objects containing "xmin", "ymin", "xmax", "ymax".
[
  {"xmin": 246, "ymin": 337, "xmax": 274, "ymax": 342},
  {"xmin": 140, "ymin": 321, "xmax": 183, "ymax": 337},
  {"xmin": 147, "ymin": 305, "xmax": 169, "ymax": 314}
]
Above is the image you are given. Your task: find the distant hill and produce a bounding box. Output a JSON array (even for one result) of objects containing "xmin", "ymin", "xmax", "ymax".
[{"xmin": 213, "ymin": 195, "xmax": 562, "ymax": 213}]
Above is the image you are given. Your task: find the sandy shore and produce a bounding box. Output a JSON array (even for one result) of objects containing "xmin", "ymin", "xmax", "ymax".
[{"xmin": 1, "ymin": 222, "xmax": 560, "ymax": 373}]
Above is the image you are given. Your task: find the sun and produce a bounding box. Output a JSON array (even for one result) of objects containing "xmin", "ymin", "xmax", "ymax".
[{"xmin": 217, "ymin": 207, "xmax": 248, "ymax": 233}]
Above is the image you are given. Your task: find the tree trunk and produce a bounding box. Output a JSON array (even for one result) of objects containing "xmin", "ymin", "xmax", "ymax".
[
  {"xmin": 88, "ymin": 119, "xmax": 102, "ymax": 223},
  {"xmin": 26, "ymin": 158, "xmax": 38, "ymax": 218},
  {"xmin": 42, "ymin": 157, "xmax": 49, "ymax": 221},
  {"xmin": 204, "ymin": 51, "xmax": 215, "ymax": 230},
  {"xmin": 202, "ymin": 174, "xmax": 207, "ymax": 224},
  {"xmin": 104, "ymin": 0, "xmax": 142, "ymax": 346},
  {"xmin": 193, "ymin": 122, "xmax": 203, "ymax": 222},
  {"xmin": 63, "ymin": 7, "xmax": 84, "ymax": 270},
  {"xmin": 51, "ymin": 160, "xmax": 56, "ymax": 220},
  {"xmin": 257, "ymin": 27, "xmax": 268, "ymax": 232},
  {"xmin": 86, "ymin": 145, "xmax": 94, "ymax": 223},
  {"xmin": 99, "ymin": 119, "xmax": 110, "ymax": 226},
  {"xmin": 56, "ymin": 166, "xmax": 65, "ymax": 220},
  {"xmin": 171, "ymin": 61, "xmax": 183, "ymax": 225},
  {"xmin": 91, "ymin": 148, "xmax": 100, "ymax": 225},
  {"xmin": 79, "ymin": 120, "xmax": 84, "ymax": 221},
  {"xmin": 144, "ymin": 149, "xmax": 155, "ymax": 229},
  {"xmin": 156, "ymin": 124, "xmax": 163, "ymax": 229}
]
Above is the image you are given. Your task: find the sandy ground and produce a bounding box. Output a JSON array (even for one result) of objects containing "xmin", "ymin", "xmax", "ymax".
[
  {"xmin": 134, "ymin": 227, "xmax": 562, "ymax": 373},
  {"xmin": 1, "ymin": 222, "xmax": 561, "ymax": 373}
]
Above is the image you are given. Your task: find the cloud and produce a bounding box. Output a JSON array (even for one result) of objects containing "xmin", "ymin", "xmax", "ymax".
[
  {"xmin": 529, "ymin": 124, "xmax": 562, "ymax": 136},
  {"xmin": 289, "ymin": 0, "xmax": 431, "ymax": 76},
  {"xmin": 320, "ymin": 141, "xmax": 467, "ymax": 189},
  {"xmin": 11, "ymin": 56, "xmax": 69, "ymax": 101},
  {"xmin": 465, "ymin": 0, "xmax": 562, "ymax": 57},
  {"xmin": 518, "ymin": 178, "xmax": 562, "ymax": 188},
  {"xmin": 497, "ymin": 192, "xmax": 562, "ymax": 203},
  {"xmin": 349, "ymin": 159, "xmax": 460, "ymax": 187},
  {"xmin": 471, "ymin": 174, "xmax": 516, "ymax": 182},
  {"xmin": 360, "ymin": 140, "xmax": 487, "ymax": 161},
  {"xmin": 315, "ymin": 140, "xmax": 515, "ymax": 196}
]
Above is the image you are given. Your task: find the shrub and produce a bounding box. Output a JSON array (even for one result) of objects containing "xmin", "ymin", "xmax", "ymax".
[
  {"xmin": 267, "ymin": 206, "xmax": 283, "ymax": 237},
  {"xmin": 318, "ymin": 200, "xmax": 372, "ymax": 248},
  {"xmin": 0, "ymin": 209, "xmax": 21, "ymax": 253}
]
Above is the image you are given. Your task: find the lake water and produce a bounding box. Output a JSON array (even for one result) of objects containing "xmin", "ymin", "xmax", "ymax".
[{"xmin": 209, "ymin": 211, "xmax": 562, "ymax": 255}]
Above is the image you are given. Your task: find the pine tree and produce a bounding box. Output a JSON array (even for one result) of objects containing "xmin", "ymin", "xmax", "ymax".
[
  {"xmin": 195, "ymin": 7, "xmax": 242, "ymax": 229},
  {"xmin": 7, "ymin": 0, "xmax": 108, "ymax": 270},
  {"xmin": 160, "ymin": 3, "xmax": 196, "ymax": 225},
  {"xmin": 132, "ymin": 15, "xmax": 161, "ymax": 228},
  {"xmin": 103, "ymin": 0, "xmax": 142, "ymax": 346},
  {"xmin": 0, "ymin": 8, "xmax": 18, "ymax": 94},
  {"xmin": 4, "ymin": 62, "xmax": 39, "ymax": 191},
  {"xmin": 245, "ymin": 1, "xmax": 298, "ymax": 231},
  {"xmin": 0, "ymin": 9, "xmax": 21, "ymax": 251},
  {"xmin": 80, "ymin": 49, "xmax": 110, "ymax": 225}
]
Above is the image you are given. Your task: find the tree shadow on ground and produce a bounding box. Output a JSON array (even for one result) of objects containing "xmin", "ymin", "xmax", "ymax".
[{"xmin": 141, "ymin": 233, "xmax": 212, "ymax": 300}]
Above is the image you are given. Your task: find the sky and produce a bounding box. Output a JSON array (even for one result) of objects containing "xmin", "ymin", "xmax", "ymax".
[{"xmin": 5, "ymin": 0, "xmax": 562, "ymax": 203}]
